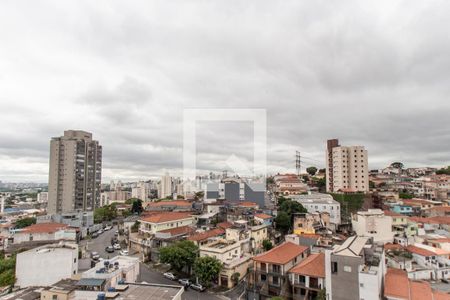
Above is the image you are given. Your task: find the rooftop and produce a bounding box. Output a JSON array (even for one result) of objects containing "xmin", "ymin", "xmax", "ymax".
[
  {"xmin": 333, "ymin": 236, "xmax": 368, "ymax": 257},
  {"xmin": 255, "ymin": 213, "xmax": 273, "ymax": 220},
  {"xmin": 289, "ymin": 253, "xmax": 325, "ymax": 278},
  {"xmin": 253, "ymin": 242, "xmax": 308, "ymax": 265},
  {"xmin": 20, "ymin": 222, "xmax": 69, "ymax": 234},
  {"xmin": 140, "ymin": 212, "xmax": 192, "ymax": 224},
  {"xmin": 146, "ymin": 200, "xmax": 192, "ymax": 208},
  {"xmin": 187, "ymin": 228, "xmax": 225, "ymax": 242}
]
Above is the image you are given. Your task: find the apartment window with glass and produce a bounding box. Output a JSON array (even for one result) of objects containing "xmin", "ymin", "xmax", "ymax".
[
  {"xmin": 272, "ymin": 276, "xmax": 279, "ymax": 285},
  {"xmin": 272, "ymin": 264, "xmax": 281, "ymax": 273},
  {"xmin": 332, "ymin": 262, "xmax": 338, "ymax": 273}
]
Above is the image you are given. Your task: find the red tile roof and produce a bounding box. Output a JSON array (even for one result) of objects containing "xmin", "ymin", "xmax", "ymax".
[
  {"xmin": 21, "ymin": 223, "xmax": 69, "ymax": 234},
  {"xmin": 255, "ymin": 213, "xmax": 273, "ymax": 220},
  {"xmin": 187, "ymin": 228, "xmax": 225, "ymax": 242},
  {"xmin": 140, "ymin": 212, "xmax": 192, "ymax": 223},
  {"xmin": 253, "ymin": 242, "xmax": 308, "ymax": 265},
  {"xmin": 158, "ymin": 225, "xmax": 195, "ymax": 236},
  {"xmin": 384, "ymin": 268, "xmax": 411, "ymax": 299},
  {"xmin": 217, "ymin": 222, "xmax": 233, "ymax": 229},
  {"xmin": 289, "ymin": 253, "xmax": 325, "ymax": 278},
  {"xmin": 384, "ymin": 210, "xmax": 404, "ymax": 217},
  {"xmin": 406, "ymin": 245, "xmax": 435, "ymax": 257},
  {"xmin": 384, "ymin": 243, "xmax": 404, "ymax": 251},
  {"xmin": 146, "ymin": 200, "xmax": 192, "ymax": 208}
]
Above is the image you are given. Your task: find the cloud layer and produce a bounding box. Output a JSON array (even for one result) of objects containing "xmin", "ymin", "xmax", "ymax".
[{"xmin": 1, "ymin": 1, "xmax": 449, "ymax": 182}]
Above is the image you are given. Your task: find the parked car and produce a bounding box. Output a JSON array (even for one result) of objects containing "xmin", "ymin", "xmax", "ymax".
[
  {"xmin": 90, "ymin": 251, "xmax": 100, "ymax": 260},
  {"xmin": 104, "ymin": 226, "xmax": 112, "ymax": 231},
  {"xmin": 119, "ymin": 250, "xmax": 129, "ymax": 256},
  {"xmin": 190, "ymin": 283, "xmax": 206, "ymax": 292},
  {"xmin": 178, "ymin": 279, "xmax": 191, "ymax": 286},
  {"xmin": 163, "ymin": 272, "xmax": 177, "ymax": 280},
  {"xmin": 105, "ymin": 246, "xmax": 115, "ymax": 253},
  {"xmin": 91, "ymin": 232, "xmax": 99, "ymax": 238},
  {"xmin": 113, "ymin": 243, "xmax": 121, "ymax": 250},
  {"xmin": 97, "ymin": 229, "xmax": 103, "ymax": 234}
]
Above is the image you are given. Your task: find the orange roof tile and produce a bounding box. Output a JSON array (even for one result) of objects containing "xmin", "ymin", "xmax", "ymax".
[
  {"xmin": 384, "ymin": 243, "xmax": 404, "ymax": 251},
  {"xmin": 21, "ymin": 223, "xmax": 68, "ymax": 234},
  {"xmin": 384, "ymin": 268, "xmax": 410, "ymax": 299},
  {"xmin": 384, "ymin": 210, "xmax": 404, "ymax": 217},
  {"xmin": 146, "ymin": 200, "xmax": 192, "ymax": 208},
  {"xmin": 253, "ymin": 242, "xmax": 308, "ymax": 265},
  {"xmin": 289, "ymin": 253, "xmax": 325, "ymax": 278},
  {"xmin": 140, "ymin": 212, "xmax": 192, "ymax": 224},
  {"xmin": 407, "ymin": 245, "xmax": 435, "ymax": 257},
  {"xmin": 255, "ymin": 213, "xmax": 273, "ymax": 220},
  {"xmin": 299, "ymin": 234, "xmax": 321, "ymax": 240},
  {"xmin": 217, "ymin": 222, "xmax": 233, "ymax": 229},
  {"xmin": 158, "ymin": 225, "xmax": 195, "ymax": 236},
  {"xmin": 187, "ymin": 228, "xmax": 225, "ymax": 242}
]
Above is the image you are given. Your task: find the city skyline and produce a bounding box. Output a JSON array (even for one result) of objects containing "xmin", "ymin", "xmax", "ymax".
[{"xmin": 1, "ymin": 1, "xmax": 450, "ymax": 182}]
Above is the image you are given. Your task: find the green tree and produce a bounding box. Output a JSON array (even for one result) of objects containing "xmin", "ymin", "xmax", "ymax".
[
  {"xmin": 14, "ymin": 217, "xmax": 36, "ymax": 229},
  {"xmin": 94, "ymin": 204, "xmax": 117, "ymax": 223},
  {"xmin": 160, "ymin": 241, "xmax": 198, "ymax": 272},
  {"xmin": 436, "ymin": 166, "xmax": 450, "ymax": 175},
  {"xmin": 0, "ymin": 255, "xmax": 16, "ymax": 286},
  {"xmin": 277, "ymin": 196, "xmax": 290, "ymax": 207},
  {"xmin": 231, "ymin": 272, "xmax": 240, "ymax": 286},
  {"xmin": 279, "ymin": 200, "xmax": 307, "ymax": 215},
  {"xmin": 275, "ymin": 211, "xmax": 291, "ymax": 234},
  {"xmin": 131, "ymin": 221, "xmax": 140, "ymax": 233},
  {"xmin": 131, "ymin": 199, "xmax": 144, "ymax": 214},
  {"xmin": 315, "ymin": 288, "xmax": 326, "ymax": 300},
  {"xmin": 262, "ymin": 239, "xmax": 273, "ymax": 251},
  {"xmin": 399, "ymin": 192, "xmax": 414, "ymax": 199},
  {"xmin": 125, "ymin": 198, "xmax": 141, "ymax": 205},
  {"xmin": 193, "ymin": 256, "xmax": 223, "ymax": 286},
  {"xmin": 306, "ymin": 167, "xmax": 318, "ymax": 176}
]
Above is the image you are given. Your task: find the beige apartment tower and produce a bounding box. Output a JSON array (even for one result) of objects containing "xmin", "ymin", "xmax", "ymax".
[
  {"xmin": 48, "ymin": 130, "xmax": 102, "ymax": 214},
  {"xmin": 326, "ymin": 139, "xmax": 369, "ymax": 193}
]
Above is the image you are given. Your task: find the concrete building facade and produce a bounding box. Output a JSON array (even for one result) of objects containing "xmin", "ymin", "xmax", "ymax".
[
  {"xmin": 326, "ymin": 139, "xmax": 369, "ymax": 193},
  {"xmin": 48, "ymin": 130, "xmax": 102, "ymax": 214}
]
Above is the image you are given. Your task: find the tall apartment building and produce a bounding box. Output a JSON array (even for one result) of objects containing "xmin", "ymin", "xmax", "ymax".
[
  {"xmin": 48, "ymin": 130, "xmax": 102, "ymax": 214},
  {"xmin": 326, "ymin": 139, "xmax": 369, "ymax": 193},
  {"xmin": 159, "ymin": 173, "xmax": 173, "ymax": 199}
]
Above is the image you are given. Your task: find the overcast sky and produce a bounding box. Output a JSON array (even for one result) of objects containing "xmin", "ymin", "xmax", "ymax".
[{"xmin": 1, "ymin": 1, "xmax": 450, "ymax": 182}]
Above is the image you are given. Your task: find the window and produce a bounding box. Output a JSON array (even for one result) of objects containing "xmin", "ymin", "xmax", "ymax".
[
  {"xmin": 272, "ymin": 276, "xmax": 279, "ymax": 285},
  {"xmin": 261, "ymin": 274, "xmax": 267, "ymax": 281},
  {"xmin": 299, "ymin": 275, "xmax": 306, "ymax": 283},
  {"xmin": 332, "ymin": 262, "xmax": 338, "ymax": 273}
]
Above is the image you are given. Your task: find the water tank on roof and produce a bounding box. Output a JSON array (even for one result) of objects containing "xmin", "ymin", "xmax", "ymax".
[{"xmin": 97, "ymin": 293, "xmax": 106, "ymax": 300}]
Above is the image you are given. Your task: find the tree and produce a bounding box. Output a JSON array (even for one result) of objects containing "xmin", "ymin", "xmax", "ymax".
[
  {"xmin": 131, "ymin": 199, "xmax": 143, "ymax": 214},
  {"xmin": 131, "ymin": 221, "xmax": 140, "ymax": 233},
  {"xmin": 193, "ymin": 256, "xmax": 223, "ymax": 286},
  {"xmin": 160, "ymin": 241, "xmax": 199, "ymax": 272},
  {"xmin": 391, "ymin": 162, "xmax": 404, "ymax": 169},
  {"xmin": 194, "ymin": 191, "xmax": 204, "ymax": 201},
  {"xmin": 279, "ymin": 200, "xmax": 307, "ymax": 215},
  {"xmin": 277, "ymin": 196, "xmax": 290, "ymax": 207},
  {"xmin": 399, "ymin": 192, "xmax": 414, "ymax": 199},
  {"xmin": 14, "ymin": 217, "xmax": 36, "ymax": 229},
  {"xmin": 436, "ymin": 166, "xmax": 450, "ymax": 175},
  {"xmin": 275, "ymin": 211, "xmax": 291, "ymax": 234},
  {"xmin": 315, "ymin": 288, "xmax": 326, "ymax": 300},
  {"xmin": 125, "ymin": 198, "xmax": 141, "ymax": 205},
  {"xmin": 306, "ymin": 167, "xmax": 318, "ymax": 176},
  {"xmin": 94, "ymin": 204, "xmax": 117, "ymax": 223},
  {"xmin": 231, "ymin": 272, "xmax": 240, "ymax": 286},
  {"xmin": 262, "ymin": 239, "xmax": 273, "ymax": 251},
  {"xmin": 0, "ymin": 255, "xmax": 16, "ymax": 286}
]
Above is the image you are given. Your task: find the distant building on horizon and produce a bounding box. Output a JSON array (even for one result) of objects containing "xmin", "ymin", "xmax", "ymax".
[
  {"xmin": 47, "ymin": 130, "xmax": 102, "ymax": 214},
  {"xmin": 326, "ymin": 139, "xmax": 369, "ymax": 193}
]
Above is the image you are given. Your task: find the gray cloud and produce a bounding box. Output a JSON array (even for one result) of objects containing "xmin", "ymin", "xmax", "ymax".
[{"xmin": 0, "ymin": 0, "xmax": 450, "ymax": 182}]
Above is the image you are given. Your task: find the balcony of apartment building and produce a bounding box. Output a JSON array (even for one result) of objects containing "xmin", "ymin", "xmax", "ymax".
[
  {"xmin": 290, "ymin": 275, "xmax": 322, "ymax": 300},
  {"xmin": 248, "ymin": 263, "xmax": 291, "ymax": 298}
]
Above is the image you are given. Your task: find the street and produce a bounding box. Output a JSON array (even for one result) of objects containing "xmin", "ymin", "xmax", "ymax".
[
  {"xmin": 138, "ymin": 263, "xmax": 229, "ymax": 300},
  {"xmin": 80, "ymin": 226, "xmax": 233, "ymax": 300},
  {"xmin": 81, "ymin": 226, "xmax": 120, "ymax": 259}
]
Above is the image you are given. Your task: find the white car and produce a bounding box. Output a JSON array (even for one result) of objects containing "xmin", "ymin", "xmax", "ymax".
[
  {"xmin": 104, "ymin": 226, "xmax": 112, "ymax": 231},
  {"xmin": 113, "ymin": 243, "xmax": 121, "ymax": 250},
  {"xmin": 163, "ymin": 272, "xmax": 177, "ymax": 280},
  {"xmin": 119, "ymin": 250, "xmax": 129, "ymax": 256},
  {"xmin": 97, "ymin": 229, "xmax": 103, "ymax": 234}
]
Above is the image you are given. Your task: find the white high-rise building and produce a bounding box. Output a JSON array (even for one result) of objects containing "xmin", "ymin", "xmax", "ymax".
[
  {"xmin": 159, "ymin": 173, "xmax": 172, "ymax": 199},
  {"xmin": 131, "ymin": 181, "xmax": 149, "ymax": 201},
  {"xmin": 326, "ymin": 139, "xmax": 369, "ymax": 193}
]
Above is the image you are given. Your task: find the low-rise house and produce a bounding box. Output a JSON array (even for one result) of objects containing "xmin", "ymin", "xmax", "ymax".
[
  {"xmin": 384, "ymin": 268, "xmax": 450, "ymax": 300},
  {"xmin": 254, "ymin": 213, "xmax": 273, "ymax": 226},
  {"xmin": 81, "ymin": 256, "xmax": 140, "ymax": 289},
  {"xmin": 150, "ymin": 225, "xmax": 196, "ymax": 261},
  {"xmin": 138, "ymin": 212, "xmax": 195, "ymax": 235},
  {"xmin": 187, "ymin": 228, "xmax": 225, "ymax": 247},
  {"xmin": 250, "ymin": 224, "xmax": 269, "ymax": 254},
  {"xmin": 145, "ymin": 200, "xmax": 193, "ymax": 212},
  {"xmin": 16, "ymin": 243, "xmax": 78, "ymax": 288},
  {"xmin": 406, "ymin": 243, "xmax": 450, "ymax": 280},
  {"xmin": 351, "ymin": 209, "xmax": 394, "ymax": 243},
  {"xmin": 249, "ymin": 242, "xmax": 309, "ymax": 299},
  {"xmin": 325, "ymin": 236, "xmax": 386, "ymax": 300},
  {"xmin": 293, "ymin": 213, "xmax": 330, "ymax": 235},
  {"xmin": 290, "ymin": 193, "xmax": 341, "ymax": 226},
  {"xmin": 199, "ymin": 238, "xmax": 251, "ymax": 288},
  {"xmin": 288, "ymin": 253, "xmax": 325, "ymax": 299},
  {"xmin": 12, "ymin": 222, "xmax": 77, "ymax": 245}
]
